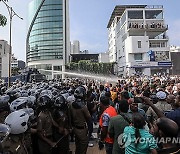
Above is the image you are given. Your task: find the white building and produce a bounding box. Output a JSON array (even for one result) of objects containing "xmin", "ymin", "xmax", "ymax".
[
  {"xmin": 11, "ymin": 54, "xmax": 18, "ymax": 68},
  {"xmin": 107, "ymin": 5, "xmax": 171, "ymax": 76},
  {"xmin": 72, "ymin": 40, "xmax": 80, "ymax": 54},
  {"xmin": 0, "ymin": 40, "xmax": 10, "ymax": 78},
  {"xmin": 99, "ymin": 52, "xmax": 110, "ymax": 63},
  {"xmin": 170, "ymin": 46, "xmax": 180, "ymax": 52},
  {"xmin": 170, "ymin": 46, "xmax": 180, "ymax": 75}
]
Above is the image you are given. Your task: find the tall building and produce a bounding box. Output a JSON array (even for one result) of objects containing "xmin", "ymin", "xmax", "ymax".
[
  {"xmin": 26, "ymin": 0, "xmax": 70, "ymax": 79},
  {"xmin": 0, "ymin": 40, "xmax": 10, "ymax": 77},
  {"xmin": 107, "ymin": 5, "xmax": 171, "ymax": 76},
  {"xmin": 73, "ymin": 40, "xmax": 80, "ymax": 54},
  {"xmin": 11, "ymin": 54, "xmax": 18, "ymax": 68},
  {"xmin": 99, "ymin": 52, "xmax": 109, "ymax": 63},
  {"xmin": 70, "ymin": 40, "xmax": 80, "ymax": 54},
  {"xmin": 170, "ymin": 46, "xmax": 180, "ymax": 75},
  {"xmin": 18, "ymin": 60, "xmax": 26, "ymax": 70}
]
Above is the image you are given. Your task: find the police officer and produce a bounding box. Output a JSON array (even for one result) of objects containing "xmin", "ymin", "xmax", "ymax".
[
  {"xmin": 0, "ymin": 95, "xmax": 10, "ymax": 123},
  {"xmin": 52, "ymin": 95, "xmax": 70, "ymax": 154},
  {"xmin": 2, "ymin": 110, "xmax": 30, "ymax": 154},
  {"xmin": 0, "ymin": 123, "xmax": 11, "ymax": 153},
  {"xmin": 69, "ymin": 86, "xmax": 91, "ymax": 154},
  {"xmin": 37, "ymin": 94, "xmax": 58, "ymax": 154}
]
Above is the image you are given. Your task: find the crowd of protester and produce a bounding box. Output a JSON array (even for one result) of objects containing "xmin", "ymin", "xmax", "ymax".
[{"xmin": 0, "ymin": 74, "xmax": 180, "ymax": 154}]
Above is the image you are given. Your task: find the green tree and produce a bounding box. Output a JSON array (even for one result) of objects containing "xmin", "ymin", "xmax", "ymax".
[
  {"xmin": 67, "ymin": 60, "xmax": 115, "ymax": 76},
  {"xmin": 0, "ymin": 14, "xmax": 7, "ymax": 26},
  {"xmin": 0, "ymin": 0, "xmax": 9, "ymax": 26}
]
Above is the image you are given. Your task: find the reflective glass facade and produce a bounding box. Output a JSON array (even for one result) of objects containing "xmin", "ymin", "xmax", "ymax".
[{"xmin": 27, "ymin": 0, "xmax": 64, "ymax": 62}]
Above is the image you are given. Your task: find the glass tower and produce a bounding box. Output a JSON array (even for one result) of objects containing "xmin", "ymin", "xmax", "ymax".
[{"xmin": 26, "ymin": 0, "xmax": 70, "ymax": 79}]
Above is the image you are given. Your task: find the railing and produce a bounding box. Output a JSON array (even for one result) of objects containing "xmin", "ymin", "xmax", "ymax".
[
  {"xmin": 145, "ymin": 5, "xmax": 163, "ymax": 9},
  {"xmin": 149, "ymin": 35, "xmax": 169, "ymax": 39},
  {"xmin": 128, "ymin": 22, "xmax": 168, "ymax": 30}
]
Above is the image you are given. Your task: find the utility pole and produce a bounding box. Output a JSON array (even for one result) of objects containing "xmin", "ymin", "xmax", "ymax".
[{"xmin": 0, "ymin": 0, "xmax": 23, "ymax": 87}]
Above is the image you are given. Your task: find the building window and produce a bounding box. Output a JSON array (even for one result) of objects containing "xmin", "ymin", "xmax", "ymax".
[
  {"xmin": 0, "ymin": 44, "xmax": 2, "ymax": 49},
  {"xmin": 145, "ymin": 10, "xmax": 163, "ymax": 19},
  {"xmin": 134, "ymin": 53, "xmax": 143, "ymax": 61},
  {"xmin": 53, "ymin": 65, "xmax": 62, "ymax": 71},
  {"xmin": 138, "ymin": 41, "xmax": 141, "ymax": 48},
  {"xmin": 128, "ymin": 10, "xmax": 143, "ymax": 19}
]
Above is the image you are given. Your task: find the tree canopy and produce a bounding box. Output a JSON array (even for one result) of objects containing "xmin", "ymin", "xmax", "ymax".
[
  {"xmin": 66, "ymin": 60, "xmax": 116, "ymax": 76},
  {"xmin": 0, "ymin": 0, "xmax": 8, "ymax": 26},
  {"xmin": 0, "ymin": 14, "xmax": 7, "ymax": 26}
]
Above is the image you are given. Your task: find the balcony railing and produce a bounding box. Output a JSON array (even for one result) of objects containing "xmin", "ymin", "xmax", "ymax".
[
  {"xmin": 145, "ymin": 5, "xmax": 163, "ymax": 9},
  {"xmin": 128, "ymin": 22, "xmax": 168, "ymax": 30},
  {"xmin": 149, "ymin": 35, "xmax": 169, "ymax": 39}
]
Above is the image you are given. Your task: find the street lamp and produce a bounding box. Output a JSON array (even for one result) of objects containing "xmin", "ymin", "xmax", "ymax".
[{"xmin": 0, "ymin": 0, "xmax": 23, "ymax": 87}]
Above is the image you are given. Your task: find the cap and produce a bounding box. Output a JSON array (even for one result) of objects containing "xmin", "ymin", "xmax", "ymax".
[{"xmin": 156, "ymin": 91, "xmax": 167, "ymax": 100}]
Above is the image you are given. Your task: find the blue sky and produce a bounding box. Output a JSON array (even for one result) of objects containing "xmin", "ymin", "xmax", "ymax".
[{"xmin": 0, "ymin": 0, "xmax": 180, "ymax": 61}]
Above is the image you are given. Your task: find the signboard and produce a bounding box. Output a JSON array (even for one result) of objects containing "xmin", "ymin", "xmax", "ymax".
[
  {"xmin": 131, "ymin": 62, "xmax": 158, "ymax": 68},
  {"xmin": 158, "ymin": 61, "xmax": 172, "ymax": 66},
  {"xmin": 148, "ymin": 50, "xmax": 155, "ymax": 61}
]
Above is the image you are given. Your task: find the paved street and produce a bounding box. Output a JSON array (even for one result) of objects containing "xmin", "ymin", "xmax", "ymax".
[{"xmin": 70, "ymin": 124, "xmax": 106, "ymax": 154}]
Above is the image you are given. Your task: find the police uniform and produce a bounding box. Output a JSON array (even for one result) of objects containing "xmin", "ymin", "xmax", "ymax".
[
  {"xmin": 24, "ymin": 129, "xmax": 33, "ymax": 154},
  {"xmin": 0, "ymin": 111, "xmax": 9, "ymax": 123},
  {"xmin": 37, "ymin": 111, "xmax": 53, "ymax": 154},
  {"xmin": 52, "ymin": 109, "xmax": 70, "ymax": 154},
  {"xmin": 2, "ymin": 134, "xmax": 27, "ymax": 154},
  {"xmin": 69, "ymin": 102, "xmax": 91, "ymax": 154}
]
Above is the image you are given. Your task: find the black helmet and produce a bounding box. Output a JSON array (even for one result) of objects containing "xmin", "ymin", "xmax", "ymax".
[
  {"xmin": 52, "ymin": 89, "xmax": 59, "ymax": 97},
  {"xmin": 6, "ymin": 90, "xmax": 20, "ymax": 103},
  {"xmin": 54, "ymin": 95, "xmax": 66, "ymax": 109},
  {"xmin": 1, "ymin": 87, "xmax": 7, "ymax": 94},
  {"xmin": 38, "ymin": 95, "xmax": 52, "ymax": 108},
  {"xmin": 52, "ymin": 110, "xmax": 66, "ymax": 123},
  {"xmin": 74, "ymin": 86, "xmax": 86, "ymax": 100},
  {"xmin": 40, "ymin": 90, "xmax": 52, "ymax": 99}
]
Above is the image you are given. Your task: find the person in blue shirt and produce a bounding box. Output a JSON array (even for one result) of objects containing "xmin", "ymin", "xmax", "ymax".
[
  {"xmin": 128, "ymin": 98, "xmax": 147, "ymax": 120},
  {"xmin": 123, "ymin": 113, "xmax": 157, "ymax": 154}
]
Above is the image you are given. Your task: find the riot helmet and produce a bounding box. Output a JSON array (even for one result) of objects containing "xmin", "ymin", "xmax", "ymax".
[
  {"xmin": 20, "ymin": 90, "xmax": 28, "ymax": 97},
  {"xmin": 19, "ymin": 108, "xmax": 34, "ymax": 122},
  {"xmin": 6, "ymin": 90, "xmax": 20, "ymax": 103},
  {"xmin": 10, "ymin": 97, "xmax": 29, "ymax": 112},
  {"xmin": 74, "ymin": 86, "xmax": 86, "ymax": 100},
  {"xmin": 40, "ymin": 90, "xmax": 52, "ymax": 99},
  {"xmin": 1, "ymin": 87, "xmax": 7, "ymax": 94},
  {"xmin": 38, "ymin": 95, "xmax": 52, "ymax": 109},
  {"xmin": 5, "ymin": 110, "xmax": 29, "ymax": 134},
  {"xmin": 54, "ymin": 95, "xmax": 66, "ymax": 109},
  {"xmin": 27, "ymin": 96, "xmax": 36, "ymax": 108}
]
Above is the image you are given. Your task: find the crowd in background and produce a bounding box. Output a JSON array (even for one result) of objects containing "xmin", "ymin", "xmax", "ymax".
[{"xmin": 0, "ymin": 74, "xmax": 180, "ymax": 154}]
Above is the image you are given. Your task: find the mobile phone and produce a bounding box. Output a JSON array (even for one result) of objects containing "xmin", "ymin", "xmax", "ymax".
[{"xmin": 134, "ymin": 97, "xmax": 143, "ymax": 104}]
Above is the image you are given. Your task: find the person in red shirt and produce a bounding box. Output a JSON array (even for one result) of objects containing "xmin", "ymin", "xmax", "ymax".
[{"xmin": 99, "ymin": 95, "xmax": 117, "ymax": 154}]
